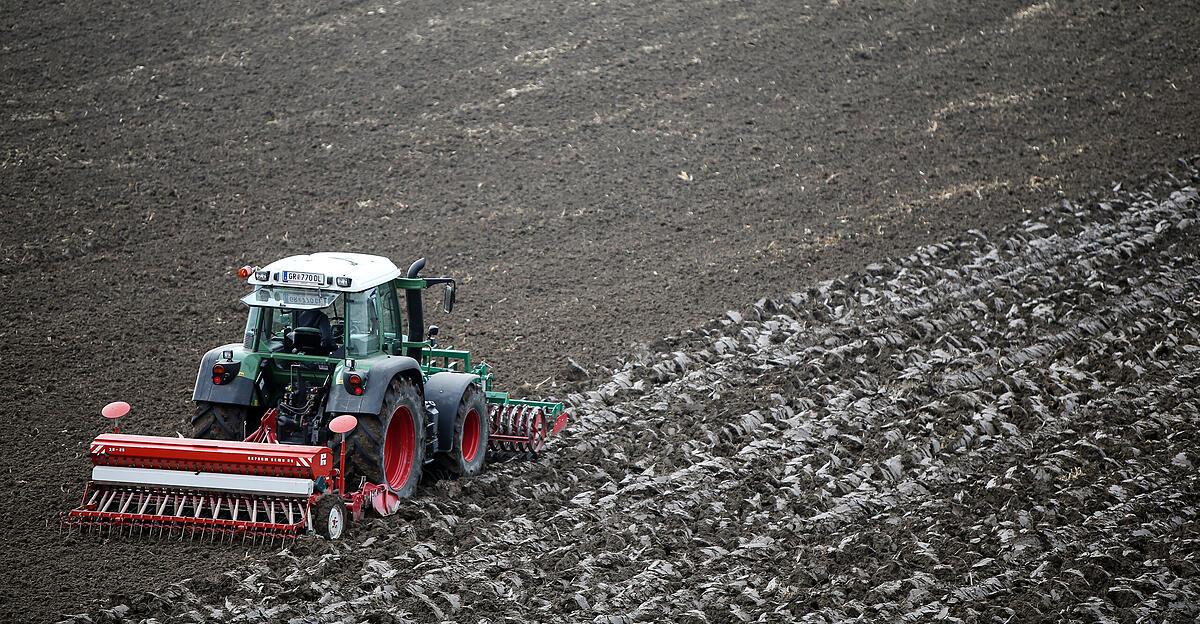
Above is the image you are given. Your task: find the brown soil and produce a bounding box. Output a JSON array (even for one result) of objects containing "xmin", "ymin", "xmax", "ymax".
[{"xmin": 1, "ymin": 0, "xmax": 1197, "ymax": 621}]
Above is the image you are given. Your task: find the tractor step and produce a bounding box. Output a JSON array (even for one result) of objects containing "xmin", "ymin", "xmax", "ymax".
[{"xmin": 424, "ymin": 400, "xmax": 440, "ymax": 462}]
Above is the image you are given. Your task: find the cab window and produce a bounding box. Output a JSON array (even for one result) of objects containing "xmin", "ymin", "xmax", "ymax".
[
  {"xmin": 250, "ymin": 292, "xmax": 346, "ymax": 356},
  {"xmin": 378, "ymin": 282, "xmax": 403, "ymax": 353},
  {"xmin": 345, "ymin": 290, "xmax": 381, "ymax": 356}
]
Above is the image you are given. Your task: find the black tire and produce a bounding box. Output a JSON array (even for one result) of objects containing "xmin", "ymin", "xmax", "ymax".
[
  {"xmin": 191, "ymin": 401, "xmax": 247, "ymax": 440},
  {"xmin": 435, "ymin": 384, "xmax": 489, "ymax": 478},
  {"xmin": 341, "ymin": 376, "xmax": 425, "ymax": 498},
  {"xmin": 312, "ymin": 494, "xmax": 347, "ymax": 540}
]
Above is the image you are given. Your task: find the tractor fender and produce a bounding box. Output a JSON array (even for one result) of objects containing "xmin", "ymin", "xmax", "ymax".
[
  {"xmin": 326, "ymin": 355, "xmax": 424, "ymax": 415},
  {"xmin": 425, "ymin": 372, "xmax": 482, "ymax": 453},
  {"xmin": 192, "ymin": 345, "xmax": 255, "ymax": 406}
]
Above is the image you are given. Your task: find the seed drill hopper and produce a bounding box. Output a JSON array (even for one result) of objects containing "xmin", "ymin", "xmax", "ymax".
[{"xmin": 64, "ymin": 254, "xmax": 568, "ymax": 540}]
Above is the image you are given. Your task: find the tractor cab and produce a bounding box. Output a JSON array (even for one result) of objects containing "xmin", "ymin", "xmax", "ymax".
[
  {"xmin": 242, "ymin": 253, "xmax": 409, "ymax": 362},
  {"xmin": 241, "ymin": 286, "xmax": 390, "ymax": 358}
]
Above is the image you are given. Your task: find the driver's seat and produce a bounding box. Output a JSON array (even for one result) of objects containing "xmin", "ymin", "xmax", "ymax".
[{"xmin": 290, "ymin": 309, "xmax": 334, "ymax": 356}]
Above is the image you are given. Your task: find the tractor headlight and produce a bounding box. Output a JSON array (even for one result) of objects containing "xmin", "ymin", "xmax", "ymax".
[{"xmin": 335, "ymin": 277, "xmax": 352, "ymax": 288}]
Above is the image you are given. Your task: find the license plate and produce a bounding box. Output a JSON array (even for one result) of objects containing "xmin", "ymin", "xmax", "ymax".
[
  {"xmin": 282, "ymin": 271, "xmax": 324, "ymax": 286},
  {"xmin": 281, "ymin": 292, "xmax": 328, "ymax": 307}
]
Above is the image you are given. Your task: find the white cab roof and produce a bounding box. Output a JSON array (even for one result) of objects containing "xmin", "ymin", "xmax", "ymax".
[{"xmin": 248, "ymin": 253, "xmax": 403, "ymax": 292}]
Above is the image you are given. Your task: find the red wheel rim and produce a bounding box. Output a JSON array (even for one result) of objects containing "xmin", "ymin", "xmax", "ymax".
[
  {"xmin": 461, "ymin": 408, "xmax": 481, "ymax": 462},
  {"xmin": 384, "ymin": 405, "xmax": 415, "ymax": 489}
]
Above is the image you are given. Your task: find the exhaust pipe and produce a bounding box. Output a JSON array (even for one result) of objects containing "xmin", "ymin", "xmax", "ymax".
[{"xmin": 405, "ymin": 258, "xmax": 426, "ymax": 360}]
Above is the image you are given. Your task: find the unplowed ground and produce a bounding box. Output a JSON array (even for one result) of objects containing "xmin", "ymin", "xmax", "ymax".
[{"xmin": 1, "ymin": 0, "xmax": 1198, "ymax": 622}]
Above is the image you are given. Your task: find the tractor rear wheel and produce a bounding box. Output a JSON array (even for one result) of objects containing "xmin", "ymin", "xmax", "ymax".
[
  {"xmin": 435, "ymin": 384, "xmax": 489, "ymax": 478},
  {"xmin": 191, "ymin": 401, "xmax": 246, "ymax": 440},
  {"xmin": 343, "ymin": 376, "xmax": 425, "ymax": 498}
]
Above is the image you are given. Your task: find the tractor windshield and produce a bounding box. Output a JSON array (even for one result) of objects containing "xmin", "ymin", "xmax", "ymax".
[{"xmin": 242, "ymin": 287, "xmax": 381, "ymax": 357}]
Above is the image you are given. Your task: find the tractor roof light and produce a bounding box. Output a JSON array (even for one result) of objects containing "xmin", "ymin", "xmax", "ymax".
[
  {"xmin": 237, "ymin": 265, "xmax": 254, "ymax": 279},
  {"xmin": 254, "ymin": 270, "xmax": 270, "ymax": 282},
  {"xmin": 335, "ymin": 277, "xmax": 352, "ymax": 288}
]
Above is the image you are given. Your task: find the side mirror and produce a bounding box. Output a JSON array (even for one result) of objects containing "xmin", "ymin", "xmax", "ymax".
[{"xmin": 442, "ymin": 284, "xmax": 456, "ymax": 313}]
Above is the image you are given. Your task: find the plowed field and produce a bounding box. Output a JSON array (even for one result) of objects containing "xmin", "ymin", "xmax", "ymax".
[{"xmin": 2, "ymin": 0, "xmax": 1198, "ymax": 622}]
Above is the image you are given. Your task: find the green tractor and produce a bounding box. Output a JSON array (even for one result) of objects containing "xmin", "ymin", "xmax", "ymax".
[{"xmin": 191, "ymin": 253, "xmax": 566, "ymax": 506}]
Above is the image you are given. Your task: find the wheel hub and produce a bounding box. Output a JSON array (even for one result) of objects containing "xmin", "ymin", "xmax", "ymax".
[{"xmin": 327, "ymin": 503, "xmax": 344, "ymax": 539}]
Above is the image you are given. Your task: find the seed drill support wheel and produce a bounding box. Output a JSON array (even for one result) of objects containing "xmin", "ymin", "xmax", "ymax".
[{"xmin": 313, "ymin": 495, "xmax": 347, "ymax": 540}]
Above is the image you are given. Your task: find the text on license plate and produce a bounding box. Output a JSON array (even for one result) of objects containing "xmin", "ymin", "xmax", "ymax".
[{"xmin": 282, "ymin": 271, "xmax": 325, "ymax": 285}]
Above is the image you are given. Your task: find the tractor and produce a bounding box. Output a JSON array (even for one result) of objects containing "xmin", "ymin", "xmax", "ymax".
[{"xmin": 64, "ymin": 253, "xmax": 567, "ymax": 540}]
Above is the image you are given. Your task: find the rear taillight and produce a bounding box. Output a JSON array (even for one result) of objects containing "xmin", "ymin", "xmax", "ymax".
[
  {"xmin": 344, "ymin": 372, "xmax": 366, "ymax": 396},
  {"xmin": 211, "ymin": 361, "xmax": 240, "ymax": 385}
]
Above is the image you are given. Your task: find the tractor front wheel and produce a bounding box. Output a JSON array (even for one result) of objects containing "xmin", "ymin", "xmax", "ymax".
[
  {"xmin": 436, "ymin": 384, "xmax": 489, "ymax": 478},
  {"xmin": 191, "ymin": 401, "xmax": 247, "ymax": 440},
  {"xmin": 344, "ymin": 376, "xmax": 425, "ymax": 498}
]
